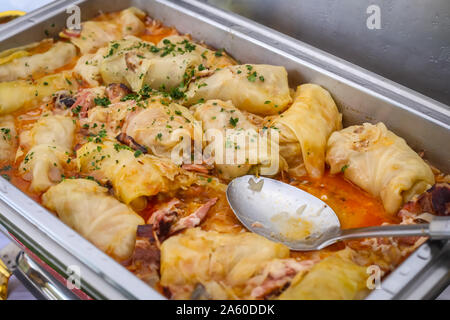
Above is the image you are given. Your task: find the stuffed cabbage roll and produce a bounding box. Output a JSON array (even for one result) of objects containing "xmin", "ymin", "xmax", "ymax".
[
  {"xmin": 0, "ymin": 42, "xmax": 77, "ymax": 82},
  {"xmin": 76, "ymin": 141, "xmax": 197, "ymax": 210},
  {"xmin": 0, "ymin": 39, "xmax": 52, "ymax": 65},
  {"xmin": 20, "ymin": 115, "xmax": 75, "ymax": 150},
  {"xmin": 160, "ymin": 228, "xmax": 289, "ymax": 299},
  {"xmin": 269, "ymin": 84, "xmax": 342, "ymax": 178},
  {"xmin": 185, "ymin": 64, "xmax": 292, "ymax": 115},
  {"xmin": 326, "ymin": 122, "xmax": 435, "ymax": 214},
  {"xmin": 279, "ymin": 249, "xmax": 368, "ymax": 300},
  {"xmin": 61, "ymin": 7, "xmax": 146, "ymax": 54},
  {"xmin": 0, "ymin": 72, "xmax": 78, "ymax": 115},
  {"xmin": 81, "ymin": 100, "xmax": 132, "ymax": 138},
  {"xmin": 19, "ymin": 115, "xmax": 75, "ymax": 192},
  {"xmin": 42, "ymin": 179, "xmax": 144, "ymax": 261},
  {"xmin": 123, "ymin": 99, "xmax": 196, "ymax": 159},
  {"xmin": 19, "ymin": 144, "xmax": 70, "ymax": 192},
  {"xmin": 99, "ymin": 36, "xmax": 202, "ymax": 92},
  {"xmin": 74, "ymin": 47, "xmax": 108, "ymax": 87},
  {"xmin": 192, "ymin": 99, "xmax": 280, "ymax": 179},
  {"xmin": 0, "ymin": 116, "xmax": 17, "ymax": 162}
]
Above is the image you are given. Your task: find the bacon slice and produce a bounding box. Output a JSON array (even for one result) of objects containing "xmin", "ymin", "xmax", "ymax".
[
  {"xmin": 170, "ymin": 198, "xmax": 217, "ymax": 234},
  {"xmin": 106, "ymin": 83, "xmax": 131, "ymax": 102},
  {"xmin": 147, "ymin": 197, "xmax": 217, "ymax": 240},
  {"xmin": 181, "ymin": 164, "xmax": 210, "ymax": 174},
  {"xmin": 71, "ymin": 89, "xmax": 96, "ymax": 118},
  {"xmin": 399, "ymin": 182, "xmax": 450, "ymax": 218},
  {"xmin": 125, "ymin": 225, "xmax": 160, "ymax": 286},
  {"xmin": 247, "ymin": 259, "xmax": 317, "ymax": 299},
  {"xmin": 147, "ymin": 198, "xmax": 181, "ymax": 240},
  {"xmin": 62, "ymin": 28, "xmax": 81, "ymax": 38},
  {"xmin": 116, "ymin": 132, "xmax": 148, "ymax": 154}
]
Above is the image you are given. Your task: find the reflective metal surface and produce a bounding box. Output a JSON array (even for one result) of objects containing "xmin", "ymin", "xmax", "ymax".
[
  {"xmin": 202, "ymin": 0, "xmax": 450, "ymax": 107},
  {"xmin": 15, "ymin": 251, "xmax": 79, "ymax": 300},
  {"xmin": 227, "ymin": 175, "xmax": 450, "ymax": 251},
  {"xmin": 227, "ymin": 175, "xmax": 341, "ymax": 250},
  {"xmin": 0, "ymin": 0, "xmax": 448, "ymax": 299}
]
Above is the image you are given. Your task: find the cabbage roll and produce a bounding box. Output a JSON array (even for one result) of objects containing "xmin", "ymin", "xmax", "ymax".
[
  {"xmin": 42, "ymin": 179, "xmax": 144, "ymax": 261},
  {"xmin": 61, "ymin": 7, "xmax": 146, "ymax": 54},
  {"xmin": 0, "ymin": 39, "xmax": 52, "ymax": 64},
  {"xmin": 76, "ymin": 141, "xmax": 197, "ymax": 210},
  {"xmin": 82, "ymin": 100, "xmax": 132, "ymax": 138},
  {"xmin": 279, "ymin": 249, "xmax": 368, "ymax": 300},
  {"xmin": 20, "ymin": 115, "xmax": 75, "ymax": 150},
  {"xmin": 19, "ymin": 144, "xmax": 70, "ymax": 192},
  {"xmin": 123, "ymin": 100, "xmax": 196, "ymax": 158},
  {"xmin": 0, "ymin": 42, "xmax": 77, "ymax": 82},
  {"xmin": 269, "ymin": 84, "xmax": 342, "ymax": 178},
  {"xmin": 19, "ymin": 115, "xmax": 75, "ymax": 192},
  {"xmin": 0, "ymin": 72, "xmax": 78, "ymax": 115},
  {"xmin": 185, "ymin": 64, "xmax": 292, "ymax": 115},
  {"xmin": 326, "ymin": 122, "xmax": 435, "ymax": 214},
  {"xmin": 0, "ymin": 116, "xmax": 17, "ymax": 162},
  {"xmin": 74, "ymin": 47, "xmax": 107, "ymax": 87},
  {"xmin": 99, "ymin": 36, "xmax": 202, "ymax": 92},
  {"xmin": 160, "ymin": 228, "xmax": 289, "ymax": 299},
  {"xmin": 192, "ymin": 99, "xmax": 280, "ymax": 179}
]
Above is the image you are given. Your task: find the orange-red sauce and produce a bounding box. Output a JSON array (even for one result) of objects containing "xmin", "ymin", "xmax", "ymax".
[{"xmin": 290, "ymin": 173, "xmax": 399, "ymax": 229}]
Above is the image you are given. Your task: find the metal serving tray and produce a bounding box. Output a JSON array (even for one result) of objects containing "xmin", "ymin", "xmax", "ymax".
[{"xmin": 0, "ymin": 0, "xmax": 448, "ymax": 300}]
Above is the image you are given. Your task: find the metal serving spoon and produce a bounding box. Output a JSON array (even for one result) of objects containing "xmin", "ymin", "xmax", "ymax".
[{"xmin": 226, "ymin": 175, "xmax": 450, "ymax": 251}]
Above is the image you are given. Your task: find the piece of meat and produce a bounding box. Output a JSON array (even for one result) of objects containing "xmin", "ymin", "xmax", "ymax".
[
  {"xmin": 61, "ymin": 28, "xmax": 81, "ymax": 38},
  {"xmin": 71, "ymin": 89, "xmax": 96, "ymax": 118},
  {"xmin": 181, "ymin": 164, "xmax": 210, "ymax": 174},
  {"xmin": 125, "ymin": 225, "xmax": 160, "ymax": 287},
  {"xmin": 170, "ymin": 198, "xmax": 217, "ymax": 234},
  {"xmin": 398, "ymin": 182, "xmax": 450, "ymax": 218},
  {"xmin": 125, "ymin": 52, "xmax": 143, "ymax": 72},
  {"xmin": 147, "ymin": 198, "xmax": 181, "ymax": 240},
  {"xmin": 53, "ymin": 90, "xmax": 76, "ymax": 109},
  {"xmin": 115, "ymin": 132, "xmax": 148, "ymax": 154},
  {"xmin": 106, "ymin": 83, "xmax": 131, "ymax": 102},
  {"xmin": 248, "ymin": 259, "xmax": 317, "ymax": 299}
]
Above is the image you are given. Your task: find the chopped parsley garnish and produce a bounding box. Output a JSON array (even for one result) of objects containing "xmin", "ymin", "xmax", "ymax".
[
  {"xmin": 87, "ymin": 129, "xmax": 107, "ymax": 143},
  {"xmin": 247, "ymin": 71, "xmax": 258, "ymax": 82},
  {"xmin": 0, "ymin": 128, "xmax": 11, "ymax": 141},
  {"xmin": 114, "ymin": 143, "xmax": 132, "ymax": 152},
  {"xmin": 72, "ymin": 105, "xmax": 82, "ymax": 115},
  {"xmin": 341, "ymin": 164, "xmax": 349, "ymax": 173},
  {"xmin": 229, "ymin": 117, "xmax": 239, "ymax": 127},
  {"xmin": 215, "ymin": 48, "xmax": 224, "ymax": 57},
  {"xmin": 149, "ymin": 45, "xmax": 160, "ymax": 53},
  {"xmin": 169, "ymin": 85, "xmax": 186, "ymax": 100},
  {"xmin": 134, "ymin": 150, "xmax": 143, "ymax": 158},
  {"xmin": 104, "ymin": 42, "xmax": 120, "ymax": 58},
  {"xmin": 0, "ymin": 165, "xmax": 11, "ymax": 172},
  {"xmin": 93, "ymin": 96, "xmax": 111, "ymax": 107}
]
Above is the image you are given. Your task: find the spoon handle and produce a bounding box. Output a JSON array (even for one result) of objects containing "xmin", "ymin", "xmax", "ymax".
[{"xmin": 338, "ymin": 216, "xmax": 450, "ymax": 241}]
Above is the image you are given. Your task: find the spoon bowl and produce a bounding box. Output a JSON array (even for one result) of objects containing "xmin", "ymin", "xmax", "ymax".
[
  {"xmin": 227, "ymin": 175, "xmax": 450, "ymax": 250},
  {"xmin": 226, "ymin": 175, "xmax": 341, "ymax": 250}
]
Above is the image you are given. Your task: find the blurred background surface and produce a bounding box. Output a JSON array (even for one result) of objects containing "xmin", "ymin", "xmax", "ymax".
[{"xmin": 201, "ymin": 0, "xmax": 450, "ymax": 107}]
